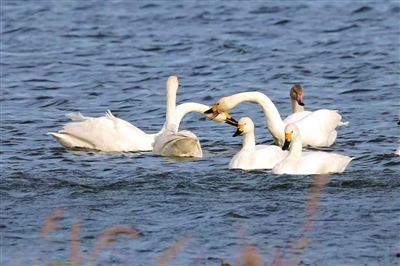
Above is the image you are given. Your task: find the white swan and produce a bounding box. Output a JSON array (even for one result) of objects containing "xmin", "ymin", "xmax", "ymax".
[
  {"xmin": 229, "ymin": 117, "xmax": 288, "ymax": 170},
  {"xmin": 272, "ymin": 123, "xmax": 353, "ymax": 175},
  {"xmin": 283, "ymin": 84, "xmax": 349, "ymax": 126},
  {"xmin": 48, "ymin": 85, "xmax": 237, "ymax": 152},
  {"xmin": 205, "ymin": 91, "xmax": 345, "ymax": 147},
  {"xmin": 152, "ymin": 76, "xmax": 218, "ymax": 157}
]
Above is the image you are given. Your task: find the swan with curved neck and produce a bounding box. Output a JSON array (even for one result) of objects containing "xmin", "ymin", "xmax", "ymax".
[
  {"xmin": 272, "ymin": 123, "xmax": 353, "ymax": 175},
  {"xmin": 48, "ymin": 77, "xmax": 237, "ymax": 152},
  {"xmin": 152, "ymin": 76, "xmax": 218, "ymax": 157},
  {"xmin": 229, "ymin": 117, "xmax": 288, "ymax": 170},
  {"xmin": 205, "ymin": 91, "xmax": 343, "ymax": 147}
]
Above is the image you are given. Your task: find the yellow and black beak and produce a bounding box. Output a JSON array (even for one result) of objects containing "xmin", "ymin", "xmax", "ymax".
[
  {"xmin": 233, "ymin": 123, "xmax": 245, "ymax": 137},
  {"xmin": 204, "ymin": 103, "xmax": 220, "ymax": 120},
  {"xmin": 282, "ymin": 132, "xmax": 292, "ymax": 150},
  {"xmin": 224, "ymin": 111, "xmax": 238, "ymax": 126}
]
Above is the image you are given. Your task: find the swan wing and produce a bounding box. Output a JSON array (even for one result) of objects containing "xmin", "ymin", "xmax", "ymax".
[
  {"xmin": 300, "ymin": 152, "xmax": 353, "ymax": 174},
  {"xmin": 283, "ymin": 111, "xmax": 312, "ymax": 124},
  {"xmin": 295, "ymin": 109, "xmax": 342, "ymax": 147},
  {"xmin": 229, "ymin": 145, "xmax": 288, "ymax": 170},
  {"xmin": 49, "ymin": 111, "xmax": 154, "ymax": 152},
  {"xmin": 229, "ymin": 149, "xmax": 253, "ymax": 170},
  {"xmin": 152, "ymin": 130, "xmax": 203, "ymax": 158},
  {"xmin": 253, "ymin": 145, "xmax": 288, "ymax": 169},
  {"xmin": 273, "ymin": 152, "xmax": 353, "ymax": 175}
]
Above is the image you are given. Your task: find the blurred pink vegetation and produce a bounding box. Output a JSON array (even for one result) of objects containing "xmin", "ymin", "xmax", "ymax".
[{"xmin": 38, "ymin": 175, "xmax": 330, "ymax": 266}]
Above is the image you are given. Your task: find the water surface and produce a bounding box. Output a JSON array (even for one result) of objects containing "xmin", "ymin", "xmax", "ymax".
[{"xmin": 1, "ymin": 1, "xmax": 400, "ymax": 265}]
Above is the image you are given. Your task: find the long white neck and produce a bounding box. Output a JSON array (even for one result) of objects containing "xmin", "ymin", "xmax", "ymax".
[
  {"xmin": 242, "ymin": 131, "xmax": 256, "ymax": 152},
  {"xmin": 226, "ymin": 92, "xmax": 286, "ymax": 143},
  {"xmin": 157, "ymin": 102, "xmax": 211, "ymax": 134},
  {"xmin": 165, "ymin": 87, "xmax": 177, "ymax": 132},
  {"xmin": 287, "ymin": 135, "xmax": 303, "ymax": 159},
  {"xmin": 175, "ymin": 102, "xmax": 211, "ymax": 127},
  {"xmin": 291, "ymin": 98, "xmax": 305, "ymax": 113}
]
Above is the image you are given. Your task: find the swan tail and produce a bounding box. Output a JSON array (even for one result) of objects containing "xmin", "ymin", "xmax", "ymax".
[
  {"xmin": 65, "ymin": 112, "xmax": 87, "ymax": 121},
  {"xmin": 338, "ymin": 121, "xmax": 349, "ymax": 127},
  {"xmin": 339, "ymin": 156, "xmax": 354, "ymax": 172},
  {"xmin": 105, "ymin": 110, "xmax": 116, "ymax": 120},
  {"xmin": 48, "ymin": 132, "xmax": 96, "ymax": 150}
]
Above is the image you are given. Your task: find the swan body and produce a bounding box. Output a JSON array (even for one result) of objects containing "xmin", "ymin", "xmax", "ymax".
[
  {"xmin": 229, "ymin": 117, "xmax": 288, "ymax": 170},
  {"xmin": 206, "ymin": 91, "xmax": 345, "ymax": 147},
  {"xmin": 283, "ymin": 84, "xmax": 349, "ymax": 126},
  {"xmin": 49, "ymin": 102, "xmax": 234, "ymax": 152},
  {"xmin": 272, "ymin": 124, "xmax": 353, "ymax": 175},
  {"xmin": 151, "ymin": 76, "xmax": 203, "ymax": 157}
]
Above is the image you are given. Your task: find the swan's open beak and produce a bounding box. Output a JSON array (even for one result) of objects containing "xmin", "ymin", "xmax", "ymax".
[
  {"xmin": 232, "ymin": 124, "xmax": 245, "ymax": 137},
  {"xmin": 297, "ymin": 95, "xmax": 305, "ymax": 106},
  {"xmin": 204, "ymin": 104, "xmax": 220, "ymax": 120},
  {"xmin": 224, "ymin": 112, "xmax": 238, "ymax": 126},
  {"xmin": 282, "ymin": 132, "xmax": 292, "ymax": 150}
]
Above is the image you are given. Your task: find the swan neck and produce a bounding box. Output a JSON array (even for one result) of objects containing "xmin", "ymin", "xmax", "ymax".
[
  {"xmin": 291, "ymin": 99, "xmax": 304, "ymax": 113},
  {"xmin": 157, "ymin": 102, "xmax": 208, "ymax": 135},
  {"xmin": 165, "ymin": 88, "xmax": 177, "ymax": 132},
  {"xmin": 174, "ymin": 102, "xmax": 207, "ymax": 127},
  {"xmin": 242, "ymin": 132, "xmax": 256, "ymax": 152},
  {"xmin": 288, "ymin": 136, "xmax": 303, "ymax": 158},
  {"xmin": 228, "ymin": 92, "xmax": 285, "ymax": 138}
]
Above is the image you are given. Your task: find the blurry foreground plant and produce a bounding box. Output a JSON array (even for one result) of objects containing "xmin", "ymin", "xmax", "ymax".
[{"xmin": 38, "ymin": 175, "xmax": 330, "ymax": 266}]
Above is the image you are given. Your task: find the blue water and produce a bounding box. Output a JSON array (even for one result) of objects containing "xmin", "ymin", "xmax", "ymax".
[{"xmin": 1, "ymin": 1, "xmax": 399, "ymax": 265}]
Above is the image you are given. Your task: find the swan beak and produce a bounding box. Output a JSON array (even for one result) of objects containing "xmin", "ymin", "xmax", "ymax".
[
  {"xmin": 282, "ymin": 132, "xmax": 292, "ymax": 150},
  {"xmin": 297, "ymin": 94, "xmax": 305, "ymax": 106},
  {"xmin": 224, "ymin": 112, "xmax": 238, "ymax": 126},
  {"xmin": 233, "ymin": 124, "xmax": 245, "ymax": 137},
  {"xmin": 204, "ymin": 104, "xmax": 220, "ymax": 120}
]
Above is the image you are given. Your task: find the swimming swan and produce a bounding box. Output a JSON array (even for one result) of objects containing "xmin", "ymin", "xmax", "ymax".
[
  {"xmin": 229, "ymin": 117, "xmax": 288, "ymax": 170},
  {"xmin": 48, "ymin": 82, "xmax": 237, "ymax": 152},
  {"xmin": 283, "ymin": 84, "xmax": 349, "ymax": 126},
  {"xmin": 152, "ymin": 76, "xmax": 230, "ymax": 157},
  {"xmin": 272, "ymin": 123, "xmax": 353, "ymax": 175},
  {"xmin": 205, "ymin": 91, "xmax": 345, "ymax": 147}
]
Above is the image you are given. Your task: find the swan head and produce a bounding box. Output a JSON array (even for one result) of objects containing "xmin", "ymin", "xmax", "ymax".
[
  {"xmin": 166, "ymin": 75, "xmax": 179, "ymax": 93},
  {"xmin": 233, "ymin": 117, "xmax": 254, "ymax": 137},
  {"xmin": 290, "ymin": 84, "xmax": 305, "ymax": 106},
  {"xmin": 204, "ymin": 96, "xmax": 234, "ymax": 121},
  {"xmin": 282, "ymin": 123, "xmax": 300, "ymax": 150},
  {"xmin": 204, "ymin": 110, "xmax": 238, "ymax": 126}
]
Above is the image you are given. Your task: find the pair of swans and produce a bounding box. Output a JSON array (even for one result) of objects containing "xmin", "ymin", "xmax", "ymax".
[
  {"xmin": 49, "ymin": 76, "xmax": 237, "ymax": 157},
  {"xmin": 230, "ymin": 117, "xmax": 353, "ymax": 175},
  {"xmin": 205, "ymin": 87, "xmax": 348, "ymax": 147}
]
